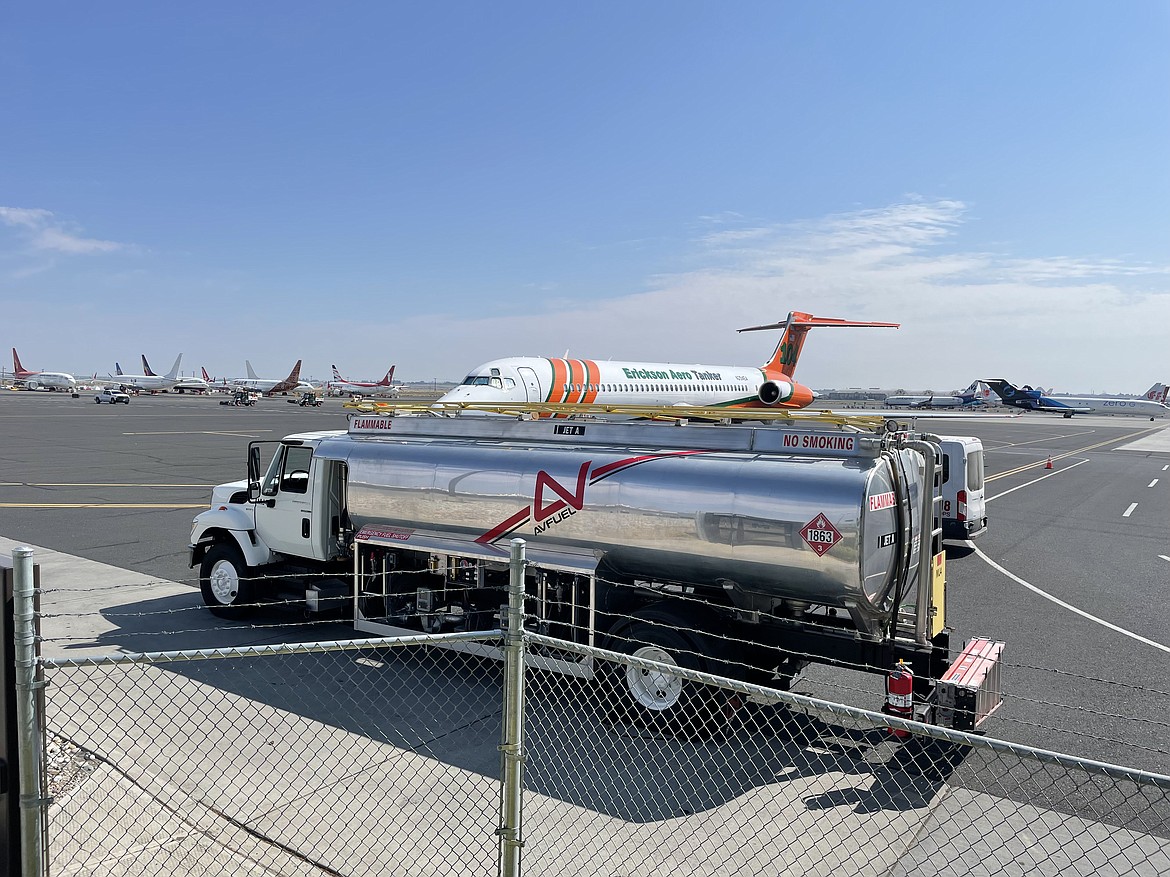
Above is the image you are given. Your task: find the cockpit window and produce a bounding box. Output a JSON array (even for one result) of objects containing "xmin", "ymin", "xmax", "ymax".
[{"xmin": 460, "ymin": 374, "xmax": 505, "ymax": 389}]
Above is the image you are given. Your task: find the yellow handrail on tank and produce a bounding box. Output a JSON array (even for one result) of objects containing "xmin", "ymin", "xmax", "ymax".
[{"xmin": 341, "ymin": 398, "xmax": 893, "ymax": 430}]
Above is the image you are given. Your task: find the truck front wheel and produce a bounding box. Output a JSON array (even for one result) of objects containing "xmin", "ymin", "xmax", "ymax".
[{"xmin": 199, "ymin": 543, "xmax": 257, "ymax": 619}]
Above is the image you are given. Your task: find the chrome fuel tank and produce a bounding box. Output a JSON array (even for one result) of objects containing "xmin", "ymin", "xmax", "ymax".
[{"xmin": 318, "ymin": 418, "xmax": 926, "ymax": 631}]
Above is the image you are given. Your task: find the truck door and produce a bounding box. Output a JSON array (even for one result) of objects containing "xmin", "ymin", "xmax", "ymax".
[
  {"xmin": 517, "ymin": 366, "xmax": 542, "ymax": 402},
  {"xmin": 254, "ymin": 444, "xmax": 319, "ymax": 559}
]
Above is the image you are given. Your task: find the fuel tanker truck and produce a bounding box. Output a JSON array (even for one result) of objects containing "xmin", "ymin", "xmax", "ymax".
[{"xmin": 189, "ymin": 411, "xmax": 1003, "ymax": 729}]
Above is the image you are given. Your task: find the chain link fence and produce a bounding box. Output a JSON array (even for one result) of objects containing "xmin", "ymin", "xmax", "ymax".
[
  {"xmin": 39, "ymin": 636, "xmax": 505, "ymax": 877},
  {"xmin": 12, "ymin": 548, "xmax": 1170, "ymax": 876},
  {"xmin": 522, "ymin": 635, "xmax": 1170, "ymax": 877}
]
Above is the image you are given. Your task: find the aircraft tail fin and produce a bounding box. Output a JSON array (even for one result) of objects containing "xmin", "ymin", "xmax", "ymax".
[
  {"xmin": 981, "ymin": 379, "xmax": 1016, "ymax": 402},
  {"xmin": 331, "ymin": 365, "xmax": 345, "ymax": 382},
  {"xmin": 164, "ymin": 354, "xmax": 183, "ymax": 380},
  {"xmin": 141, "ymin": 355, "xmax": 157, "ymax": 376},
  {"xmin": 13, "ymin": 348, "xmax": 27, "ymax": 375},
  {"xmin": 201, "ymin": 367, "xmax": 212, "ymax": 382},
  {"xmin": 738, "ymin": 311, "xmax": 899, "ymax": 377},
  {"xmin": 379, "ymin": 365, "xmax": 396, "ymax": 386},
  {"xmin": 115, "ymin": 362, "xmax": 124, "ymax": 376},
  {"xmin": 1143, "ymin": 382, "xmax": 1168, "ymax": 403},
  {"xmin": 246, "ymin": 361, "xmax": 260, "ymax": 380},
  {"xmin": 268, "ymin": 360, "xmax": 303, "ymax": 394}
]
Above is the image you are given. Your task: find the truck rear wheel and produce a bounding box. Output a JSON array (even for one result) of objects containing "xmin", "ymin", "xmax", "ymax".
[
  {"xmin": 199, "ymin": 543, "xmax": 256, "ymax": 619},
  {"xmin": 601, "ymin": 609, "xmax": 733, "ymax": 737}
]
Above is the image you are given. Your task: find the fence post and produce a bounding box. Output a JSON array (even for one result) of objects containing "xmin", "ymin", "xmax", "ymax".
[
  {"xmin": 498, "ymin": 538, "xmax": 526, "ymax": 877},
  {"xmin": 13, "ymin": 547, "xmax": 43, "ymax": 877}
]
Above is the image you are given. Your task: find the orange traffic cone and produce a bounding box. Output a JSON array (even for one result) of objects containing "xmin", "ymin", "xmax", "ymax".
[{"xmin": 1045, "ymin": 456, "xmax": 1053, "ymax": 470}]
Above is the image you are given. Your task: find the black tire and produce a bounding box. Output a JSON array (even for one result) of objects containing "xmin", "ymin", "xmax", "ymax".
[
  {"xmin": 199, "ymin": 543, "xmax": 257, "ymax": 619},
  {"xmin": 599, "ymin": 607, "xmax": 735, "ymax": 738},
  {"xmin": 94, "ymin": 397, "xmax": 101, "ymax": 404}
]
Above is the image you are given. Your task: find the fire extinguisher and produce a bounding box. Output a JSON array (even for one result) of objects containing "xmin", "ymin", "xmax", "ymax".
[{"xmin": 884, "ymin": 660, "xmax": 914, "ymax": 739}]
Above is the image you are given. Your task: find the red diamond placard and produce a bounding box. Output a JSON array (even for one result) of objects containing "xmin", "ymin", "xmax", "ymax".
[{"xmin": 800, "ymin": 513, "xmax": 842, "ymax": 556}]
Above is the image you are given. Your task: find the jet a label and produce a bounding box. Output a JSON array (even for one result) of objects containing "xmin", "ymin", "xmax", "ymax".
[{"xmin": 553, "ymin": 424, "xmax": 586, "ymax": 436}]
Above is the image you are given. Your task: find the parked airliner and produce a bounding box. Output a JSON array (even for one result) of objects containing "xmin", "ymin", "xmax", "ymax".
[
  {"xmin": 11, "ymin": 348, "xmax": 77, "ymax": 391},
  {"xmin": 984, "ymin": 379, "xmax": 1169, "ymax": 419},
  {"xmin": 113, "ymin": 354, "xmax": 185, "ymax": 392},
  {"xmin": 435, "ymin": 311, "xmax": 898, "ymax": 411},
  {"xmin": 885, "ymin": 381, "xmax": 989, "ymax": 410},
  {"xmin": 233, "ymin": 360, "xmax": 314, "ymax": 395},
  {"xmin": 141, "ymin": 355, "xmax": 209, "ymax": 393},
  {"xmin": 330, "ymin": 365, "xmax": 400, "ymax": 397}
]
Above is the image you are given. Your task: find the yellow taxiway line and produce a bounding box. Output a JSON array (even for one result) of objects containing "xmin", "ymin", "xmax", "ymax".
[{"xmin": 987, "ymin": 424, "xmax": 1162, "ymax": 481}]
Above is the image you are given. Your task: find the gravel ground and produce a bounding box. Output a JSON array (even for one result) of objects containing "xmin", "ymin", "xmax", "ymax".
[{"xmin": 45, "ymin": 734, "xmax": 101, "ymax": 802}]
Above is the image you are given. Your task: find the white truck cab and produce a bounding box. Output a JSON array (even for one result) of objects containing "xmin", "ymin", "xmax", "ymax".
[{"xmin": 189, "ymin": 431, "xmax": 349, "ymax": 615}]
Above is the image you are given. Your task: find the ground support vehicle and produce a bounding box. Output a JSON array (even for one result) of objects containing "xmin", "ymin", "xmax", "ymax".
[
  {"xmin": 290, "ymin": 391, "xmax": 324, "ymax": 407},
  {"xmin": 936, "ymin": 435, "xmax": 987, "ymax": 540},
  {"xmin": 189, "ymin": 407, "xmax": 1002, "ymax": 729},
  {"xmin": 219, "ymin": 390, "xmax": 257, "ymax": 407},
  {"xmin": 94, "ymin": 388, "xmax": 130, "ymax": 404}
]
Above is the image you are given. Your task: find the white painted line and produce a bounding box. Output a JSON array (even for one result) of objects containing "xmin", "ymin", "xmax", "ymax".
[
  {"xmin": 1149, "ymin": 479, "xmax": 1160, "ymax": 488},
  {"xmin": 970, "ymin": 544, "xmax": 1170, "ymax": 655},
  {"xmin": 1160, "ymin": 555, "xmax": 1170, "ymax": 564},
  {"xmin": 1123, "ymin": 503, "xmax": 1138, "ymax": 517},
  {"xmin": 1163, "ymin": 465, "xmax": 1169, "ymax": 471},
  {"xmin": 986, "ymin": 458, "xmax": 1090, "ymax": 503}
]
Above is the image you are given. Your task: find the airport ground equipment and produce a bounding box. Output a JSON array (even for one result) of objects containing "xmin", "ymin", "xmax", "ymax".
[
  {"xmin": 219, "ymin": 390, "xmax": 257, "ymax": 407},
  {"xmin": 936, "ymin": 435, "xmax": 987, "ymax": 540},
  {"xmin": 188, "ymin": 405, "xmax": 1003, "ymax": 728},
  {"xmin": 290, "ymin": 391, "xmax": 323, "ymax": 407}
]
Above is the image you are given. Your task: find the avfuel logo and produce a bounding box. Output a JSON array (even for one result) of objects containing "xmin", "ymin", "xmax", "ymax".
[
  {"xmin": 531, "ymin": 462, "xmax": 590, "ymax": 534},
  {"xmin": 474, "ymin": 450, "xmax": 711, "ymax": 548}
]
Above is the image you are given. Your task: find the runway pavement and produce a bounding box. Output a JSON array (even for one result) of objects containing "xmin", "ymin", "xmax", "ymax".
[
  {"xmin": 3, "ymin": 390, "xmax": 1168, "ymax": 873},
  {"xmin": 2, "ymin": 390, "xmax": 1168, "ymax": 770}
]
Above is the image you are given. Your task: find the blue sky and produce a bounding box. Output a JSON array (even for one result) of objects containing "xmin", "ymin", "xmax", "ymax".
[{"xmin": 2, "ymin": 2, "xmax": 1168, "ymax": 392}]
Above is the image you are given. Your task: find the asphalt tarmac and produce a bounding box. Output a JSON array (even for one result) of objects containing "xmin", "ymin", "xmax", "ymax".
[{"xmin": 2, "ymin": 389, "xmax": 1168, "ymax": 775}]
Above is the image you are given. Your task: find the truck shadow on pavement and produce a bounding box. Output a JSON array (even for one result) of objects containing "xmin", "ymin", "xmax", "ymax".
[{"xmin": 64, "ymin": 594, "xmax": 970, "ymax": 822}]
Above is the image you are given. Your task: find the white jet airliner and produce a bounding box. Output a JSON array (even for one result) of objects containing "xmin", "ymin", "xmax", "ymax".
[
  {"xmin": 112, "ymin": 354, "xmax": 186, "ymax": 392},
  {"xmin": 11, "ymin": 348, "xmax": 77, "ymax": 391},
  {"xmin": 435, "ymin": 311, "xmax": 898, "ymax": 411},
  {"xmin": 984, "ymin": 379, "xmax": 1170, "ymax": 420},
  {"xmin": 329, "ymin": 364, "xmax": 400, "ymax": 397},
  {"xmin": 141, "ymin": 354, "xmax": 209, "ymax": 393},
  {"xmin": 885, "ymin": 381, "xmax": 990, "ymax": 410},
  {"xmin": 233, "ymin": 360, "xmax": 314, "ymax": 395}
]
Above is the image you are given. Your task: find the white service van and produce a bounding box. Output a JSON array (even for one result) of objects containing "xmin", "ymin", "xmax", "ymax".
[{"xmin": 937, "ymin": 435, "xmax": 987, "ymax": 540}]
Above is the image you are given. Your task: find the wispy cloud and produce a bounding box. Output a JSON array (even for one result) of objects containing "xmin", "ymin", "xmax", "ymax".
[
  {"xmin": 357, "ymin": 197, "xmax": 1170, "ymax": 391},
  {"xmin": 0, "ymin": 206, "xmax": 124, "ymax": 254}
]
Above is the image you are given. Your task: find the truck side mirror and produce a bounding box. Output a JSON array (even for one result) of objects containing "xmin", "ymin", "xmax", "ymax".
[{"xmin": 248, "ymin": 445, "xmax": 262, "ymax": 502}]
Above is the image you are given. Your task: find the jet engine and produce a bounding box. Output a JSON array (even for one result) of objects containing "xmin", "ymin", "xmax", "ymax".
[{"xmin": 757, "ymin": 380, "xmax": 794, "ymax": 406}]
